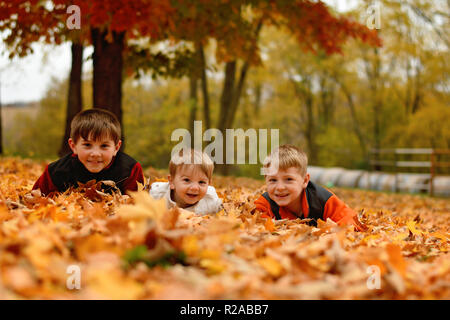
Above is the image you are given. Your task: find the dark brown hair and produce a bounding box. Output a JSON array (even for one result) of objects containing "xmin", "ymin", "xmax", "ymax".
[{"xmin": 70, "ymin": 109, "xmax": 121, "ymax": 144}]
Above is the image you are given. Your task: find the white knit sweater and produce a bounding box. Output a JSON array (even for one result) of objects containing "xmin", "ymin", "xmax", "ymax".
[{"xmin": 149, "ymin": 181, "xmax": 222, "ymax": 215}]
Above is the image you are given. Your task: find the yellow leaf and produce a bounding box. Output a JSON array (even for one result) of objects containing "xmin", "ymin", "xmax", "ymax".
[
  {"xmin": 200, "ymin": 259, "xmax": 227, "ymax": 275},
  {"xmin": 75, "ymin": 234, "xmax": 123, "ymax": 261},
  {"xmin": 117, "ymin": 191, "xmax": 167, "ymax": 225},
  {"xmin": 430, "ymin": 232, "xmax": 448, "ymax": 242},
  {"xmin": 182, "ymin": 235, "xmax": 199, "ymax": 256},
  {"xmin": 362, "ymin": 234, "xmax": 380, "ymax": 244},
  {"xmin": 136, "ymin": 181, "xmax": 145, "ymax": 192},
  {"xmin": 200, "ymin": 249, "xmax": 221, "ymax": 260},
  {"xmin": 257, "ymin": 257, "xmax": 283, "ymax": 277},
  {"xmin": 393, "ymin": 232, "xmax": 409, "ymax": 242},
  {"xmin": 406, "ymin": 220, "xmax": 423, "ymax": 236}
]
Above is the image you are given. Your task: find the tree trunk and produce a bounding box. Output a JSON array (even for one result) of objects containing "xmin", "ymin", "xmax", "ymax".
[
  {"xmin": 370, "ymin": 48, "xmax": 382, "ymax": 170},
  {"xmin": 59, "ymin": 42, "xmax": 83, "ymax": 156},
  {"xmin": 253, "ymin": 83, "xmax": 262, "ymax": 118},
  {"xmin": 215, "ymin": 20, "xmax": 263, "ymax": 175},
  {"xmin": 216, "ymin": 61, "xmax": 237, "ymax": 175},
  {"xmin": 217, "ymin": 61, "xmax": 236, "ymax": 131},
  {"xmin": 339, "ymin": 81, "xmax": 367, "ymax": 157},
  {"xmin": 304, "ymin": 87, "xmax": 318, "ymax": 164},
  {"xmin": 319, "ymin": 76, "xmax": 335, "ymax": 129},
  {"xmin": 226, "ymin": 60, "xmax": 250, "ymax": 129},
  {"xmin": 91, "ymin": 28, "xmax": 125, "ymax": 144},
  {"xmin": 290, "ymin": 77, "xmax": 318, "ymax": 165},
  {"xmin": 216, "ymin": 61, "xmax": 252, "ymax": 175},
  {"xmin": 362, "ymin": 47, "xmax": 383, "ymax": 169},
  {"xmin": 224, "ymin": 19, "xmax": 262, "ymax": 130},
  {"xmin": 188, "ymin": 42, "xmax": 210, "ymax": 147},
  {"xmin": 188, "ymin": 75, "xmax": 198, "ymax": 147},
  {"xmin": 198, "ymin": 43, "xmax": 211, "ymax": 130},
  {"xmin": 411, "ymin": 63, "xmax": 422, "ymax": 114}
]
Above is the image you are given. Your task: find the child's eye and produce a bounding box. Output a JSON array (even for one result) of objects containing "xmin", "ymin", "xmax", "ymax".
[
  {"xmin": 83, "ymin": 143, "xmax": 91, "ymax": 147},
  {"xmin": 269, "ymin": 179, "xmax": 276, "ymax": 182},
  {"xmin": 199, "ymin": 181, "xmax": 207, "ymax": 185},
  {"xmin": 101, "ymin": 144, "xmax": 109, "ymax": 148},
  {"xmin": 183, "ymin": 178, "xmax": 190, "ymax": 182}
]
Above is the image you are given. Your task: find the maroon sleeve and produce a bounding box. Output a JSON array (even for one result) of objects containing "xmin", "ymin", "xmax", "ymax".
[
  {"xmin": 32, "ymin": 165, "xmax": 57, "ymax": 195},
  {"xmin": 122, "ymin": 163, "xmax": 144, "ymax": 192}
]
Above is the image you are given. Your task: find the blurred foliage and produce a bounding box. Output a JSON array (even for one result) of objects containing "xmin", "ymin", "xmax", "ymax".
[
  {"xmin": 122, "ymin": 78, "xmax": 191, "ymax": 168},
  {"xmin": 3, "ymin": 0, "xmax": 449, "ymax": 179},
  {"xmin": 4, "ymin": 77, "xmax": 66, "ymax": 159}
]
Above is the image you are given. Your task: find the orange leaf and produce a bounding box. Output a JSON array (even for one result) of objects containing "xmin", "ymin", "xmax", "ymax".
[
  {"xmin": 386, "ymin": 244, "xmax": 407, "ymax": 277},
  {"xmin": 264, "ymin": 217, "xmax": 275, "ymax": 232}
]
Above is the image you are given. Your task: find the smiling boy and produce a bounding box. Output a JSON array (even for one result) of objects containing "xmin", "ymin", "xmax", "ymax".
[
  {"xmin": 149, "ymin": 148, "xmax": 222, "ymax": 215},
  {"xmin": 33, "ymin": 109, "xmax": 144, "ymax": 195},
  {"xmin": 255, "ymin": 145, "xmax": 363, "ymax": 230}
]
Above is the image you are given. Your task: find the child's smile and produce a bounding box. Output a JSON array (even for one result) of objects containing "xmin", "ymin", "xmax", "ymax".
[
  {"xmin": 266, "ymin": 167, "xmax": 310, "ymax": 214},
  {"xmin": 169, "ymin": 165, "xmax": 209, "ymax": 208},
  {"xmin": 85, "ymin": 159, "xmax": 107, "ymax": 171},
  {"xmin": 69, "ymin": 136, "xmax": 121, "ymax": 173},
  {"xmin": 186, "ymin": 192, "xmax": 199, "ymax": 198}
]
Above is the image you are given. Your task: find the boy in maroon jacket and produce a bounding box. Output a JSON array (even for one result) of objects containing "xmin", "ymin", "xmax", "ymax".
[{"xmin": 33, "ymin": 109, "xmax": 144, "ymax": 195}]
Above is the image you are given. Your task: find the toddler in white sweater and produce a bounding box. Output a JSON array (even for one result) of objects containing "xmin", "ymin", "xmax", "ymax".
[{"xmin": 149, "ymin": 148, "xmax": 222, "ymax": 215}]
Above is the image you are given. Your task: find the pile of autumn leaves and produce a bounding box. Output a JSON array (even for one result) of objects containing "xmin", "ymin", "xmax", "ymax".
[{"xmin": 0, "ymin": 158, "xmax": 448, "ymax": 299}]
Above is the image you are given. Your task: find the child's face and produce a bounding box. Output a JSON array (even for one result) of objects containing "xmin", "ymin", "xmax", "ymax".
[
  {"xmin": 68, "ymin": 135, "xmax": 121, "ymax": 173},
  {"xmin": 168, "ymin": 165, "xmax": 209, "ymax": 208},
  {"xmin": 265, "ymin": 167, "xmax": 310, "ymax": 209}
]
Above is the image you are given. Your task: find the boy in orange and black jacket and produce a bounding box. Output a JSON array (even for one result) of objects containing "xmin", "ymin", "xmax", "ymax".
[{"xmin": 254, "ymin": 145, "xmax": 363, "ymax": 230}]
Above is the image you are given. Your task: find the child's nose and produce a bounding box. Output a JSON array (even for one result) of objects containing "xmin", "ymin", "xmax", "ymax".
[
  {"xmin": 90, "ymin": 148, "xmax": 101, "ymax": 157},
  {"xmin": 275, "ymin": 182, "xmax": 286, "ymax": 190},
  {"xmin": 190, "ymin": 183, "xmax": 200, "ymax": 191},
  {"xmin": 187, "ymin": 182, "xmax": 200, "ymax": 192}
]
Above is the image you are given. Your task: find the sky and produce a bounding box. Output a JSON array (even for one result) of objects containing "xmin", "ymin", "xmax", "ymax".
[
  {"xmin": 0, "ymin": 0, "xmax": 357, "ymax": 105},
  {"xmin": 0, "ymin": 41, "xmax": 94, "ymax": 104}
]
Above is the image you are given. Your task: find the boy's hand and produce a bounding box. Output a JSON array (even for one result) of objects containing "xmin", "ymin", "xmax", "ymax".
[
  {"xmin": 24, "ymin": 189, "xmax": 56, "ymax": 206},
  {"xmin": 24, "ymin": 189, "xmax": 42, "ymax": 204}
]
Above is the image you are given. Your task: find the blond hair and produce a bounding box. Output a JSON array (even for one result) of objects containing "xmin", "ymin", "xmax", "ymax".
[
  {"xmin": 169, "ymin": 148, "xmax": 214, "ymax": 181},
  {"xmin": 263, "ymin": 144, "xmax": 308, "ymax": 176}
]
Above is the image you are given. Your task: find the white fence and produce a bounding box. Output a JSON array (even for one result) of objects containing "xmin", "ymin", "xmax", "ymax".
[{"xmin": 308, "ymin": 166, "xmax": 450, "ymax": 197}]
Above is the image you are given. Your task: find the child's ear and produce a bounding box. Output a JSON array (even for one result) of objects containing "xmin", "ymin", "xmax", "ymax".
[
  {"xmin": 68, "ymin": 138, "xmax": 76, "ymax": 154},
  {"xmin": 302, "ymin": 173, "xmax": 310, "ymax": 188},
  {"xmin": 113, "ymin": 140, "xmax": 122, "ymax": 155},
  {"xmin": 168, "ymin": 175, "xmax": 175, "ymax": 189}
]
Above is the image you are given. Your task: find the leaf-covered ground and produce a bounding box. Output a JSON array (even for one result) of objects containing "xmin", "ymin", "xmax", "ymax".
[{"xmin": 0, "ymin": 158, "xmax": 448, "ymax": 299}]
